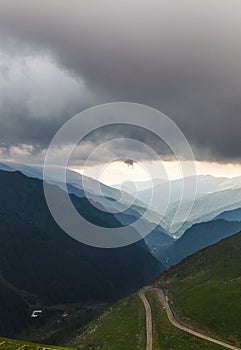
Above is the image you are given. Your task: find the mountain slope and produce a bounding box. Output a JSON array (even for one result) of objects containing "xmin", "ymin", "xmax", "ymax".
[
  {"xmin": 0, "ymin": 276, "xmax": 29, "ymax": 337},
  {"xmin": 131, "ymin": 174, "xmax": 241, "ymax": 236},
  {"xmin": 166, "ymin": 186, "xmax": 241, "ymax": 235},
  {"xmin": 0, "ymin": 161, "xmax": 171, "ymax": 245},
  {"xmin": 68, "ymin": 231, "xmax": 241, "ymax": 349},
  {"xmin": 162, "ymin": 219, "xmax": 241, "ymax": 267},
  {"xmin": 136, "ymin": 175, "xmax": 228, "ymax": 209},
  {"xmin": 0, "ymin": 170, "xmax": 161, "ymax": 337},
  {"xmin": 215, "ymin": 207, "xmax": 241, "ymax": 222},
  {"xmin": 68, "ymin": 294, "xmax": 146, "ymax": 350},
  {"xmin": 0, "ymin": 162, "xmax": 14, "ymax": 172},
  {"xmin": 155, "ymin": 231, "xmax": 241, "ymax": 347}
]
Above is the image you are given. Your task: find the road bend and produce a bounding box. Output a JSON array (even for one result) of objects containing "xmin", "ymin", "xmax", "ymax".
[{"xmin": 139, "ymin": 287, "xmax": 241, "ymax": 350}]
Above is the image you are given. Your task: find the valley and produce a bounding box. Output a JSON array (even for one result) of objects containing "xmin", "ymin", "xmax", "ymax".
[
  {"xmin": 0, "ymin": 166, "xmax": 240, "ymax": 349},
  {"xmin": 64, "ymin": 231, "xmax": 241, "ymax": 349}
]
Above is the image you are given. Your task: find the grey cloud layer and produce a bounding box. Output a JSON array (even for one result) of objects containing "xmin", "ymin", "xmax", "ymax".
[
  {"xmin": 0, "ymin": 53, "xmax": 100, "ymax": 148},
  {"xmin": 0, "ymin": 0, "xmax": 241, "ymax": 161}
]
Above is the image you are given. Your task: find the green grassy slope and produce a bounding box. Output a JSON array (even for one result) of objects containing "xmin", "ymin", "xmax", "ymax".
[
  {"xmin": 67, "ymin": 295, "xmax": 145, "ymax": 350},
  {"xmin": 0, "ymin": 337, "xmax": 72, "ymax": 350},
  {"xmin": 67, "ymin": 231, "xmax": 241, "ymax": 349},
  {"xmin": 146, "ymin": 291, "xmax": 224, "ymax": 350},
  {"xmin": 155, "ymin": 231, "xmax": 241, "ymax": 347}
]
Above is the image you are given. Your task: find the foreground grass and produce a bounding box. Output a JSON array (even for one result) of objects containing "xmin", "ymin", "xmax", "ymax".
[
  {"xmin": 0, "ymin": 337, "xmax": 72, "ymax": 350},
  {"xmin": 146, "ymin": 292, "xmax": 224, "ymax": 350},
  {"xmin": 67, "ymin": 294, "xmax": 145, "ymax": 350}
]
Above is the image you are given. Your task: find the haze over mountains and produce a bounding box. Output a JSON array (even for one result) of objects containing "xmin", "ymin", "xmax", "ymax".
[
  {"xmin": 1, "ymin": 161, "xmax": 241, "ymax": 265},
  {"xmin": 2, "ymin": 161, "xmax": 241, "ymax": 237},
  {"xmin": 1, "ymin": 160, "xmax": 241, "ymax": 249},
  {"xmin": 131, "ymin": 174, "xmax": 241, "ymax": 235}
]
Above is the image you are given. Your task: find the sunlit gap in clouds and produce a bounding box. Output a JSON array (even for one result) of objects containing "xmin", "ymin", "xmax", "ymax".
[{"xmin": 70, "ymin": 160, "xmax": 241, "ymax": 190}]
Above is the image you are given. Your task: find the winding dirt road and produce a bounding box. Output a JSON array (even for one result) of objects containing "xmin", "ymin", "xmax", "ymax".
[
  {"xmin": 139, "ymin": 287, "xmax": 241, "ymax": 350},
  {"xmin": 138, "ymin": 290, "xmax": 152, "ymax": 350}
]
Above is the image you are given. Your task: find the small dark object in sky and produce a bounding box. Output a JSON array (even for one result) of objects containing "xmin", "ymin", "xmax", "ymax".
[{"xmin": 124, "ymin": 159, "xmax": 134, "ymax": 168}]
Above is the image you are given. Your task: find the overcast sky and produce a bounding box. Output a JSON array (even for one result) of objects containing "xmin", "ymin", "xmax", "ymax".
[{"xmin": 0, "ymin": 0, "xmax": 241, "ymax": 168}]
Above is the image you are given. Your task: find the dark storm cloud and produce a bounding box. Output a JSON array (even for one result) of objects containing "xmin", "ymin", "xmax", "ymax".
[
  {"xmin": 0, "ymin": 0, "xmax": 241, "ymax": 161},
  {"xmin": 0, "ymin": 53, "xmax": 101, "ymax": 150}
]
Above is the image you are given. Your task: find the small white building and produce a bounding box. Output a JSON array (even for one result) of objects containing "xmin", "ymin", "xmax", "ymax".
[{"xmin": 31, "ymin": 310, "xmax": 42, "ymax": 318}]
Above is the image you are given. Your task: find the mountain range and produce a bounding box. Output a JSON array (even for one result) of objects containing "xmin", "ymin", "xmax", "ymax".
[
  {"xmin": 1, "ymin": 161, "xmax": 241, "ymax": 342},
  {"xmin": 130, "ymin": 174, "xmax": 241, "ymax": 235}
]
